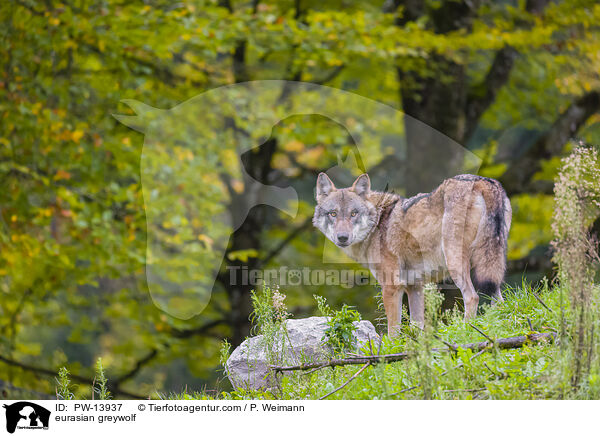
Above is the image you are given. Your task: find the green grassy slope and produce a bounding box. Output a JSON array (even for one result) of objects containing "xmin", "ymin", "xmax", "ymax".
[{"xmin": 174, "ymin": 281, "xmax": 592, "ymax": 400}]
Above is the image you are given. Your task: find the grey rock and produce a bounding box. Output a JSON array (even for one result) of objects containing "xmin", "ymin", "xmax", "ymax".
[{"xmin": 225, "ymin": 316, "xmax": 379, "ymax": 390}]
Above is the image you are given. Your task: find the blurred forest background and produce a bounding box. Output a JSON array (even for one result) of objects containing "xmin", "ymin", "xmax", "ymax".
[{"xmin": 1, "ymin": 0, "xmax": 600, "ymax": 398}]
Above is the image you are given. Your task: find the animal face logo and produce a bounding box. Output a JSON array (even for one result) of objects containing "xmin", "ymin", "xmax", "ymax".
[
  {"xmin": 115, "ymin": 81, "xmax": 480, "ymax": 317},
  {"xmin": 3, "ymin": 402, "xmax": 50, "ymax": 434}
]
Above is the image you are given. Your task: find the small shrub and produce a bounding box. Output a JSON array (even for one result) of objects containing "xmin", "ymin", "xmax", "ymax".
[
  {"xmin": 250, "ymin": 284, "xmax": 290, "ymax": 336},
  {"xmin": 93, "ymin": 358, "xmax": 111, "ymax": 400},
  {"xmin": 405, "ymin": 283, "xmax": 445, "ymax": 399},
  {"xmin": 549, "ymin": 144, "xmax": 600, "ymax": 397},
  {"xmin": 56, "ymin": 367, "xmax": 75, "ymax": 400},
  {"xmin": 249, "ymin": 284, "xmax": 291, "ymax": 365},
  {"xmin": 219, "ymin": 339, "xmax": 232, "ymax": 370},
  {"xmin": 313, "ymin": 294, "xmax": 333, "ymax": 317},
  {"xmin": 314, "ymin": 295, "xmax": 361, "ymax": 353}
]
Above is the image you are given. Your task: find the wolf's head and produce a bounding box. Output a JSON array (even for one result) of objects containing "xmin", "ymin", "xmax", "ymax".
[{"xmin": 312, "ymin": 173, "xmax": 378, "ymax": 247}]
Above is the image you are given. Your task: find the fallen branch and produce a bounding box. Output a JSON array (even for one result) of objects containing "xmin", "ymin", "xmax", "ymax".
[
  {"xmin": 270, "ymin": 332, "xmax": 555, "ymax": 372},
  {"xmin": 442, "ymin": 387, "xmax": 486, "ymax": 394}
]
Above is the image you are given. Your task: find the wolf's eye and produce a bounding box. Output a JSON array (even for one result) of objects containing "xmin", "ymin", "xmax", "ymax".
[
  {"xmin": 351, "ymin": 211, "xmax": 358, "ymax": 217},
  {"xmin": 329, "ymin": 211, "xmax": 337, "ymax": 217}
]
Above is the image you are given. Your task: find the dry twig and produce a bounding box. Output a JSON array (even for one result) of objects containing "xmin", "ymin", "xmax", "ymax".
[
  {"xmin": 470, "ymin": 324, "xmax": 494, "ymax": 343},
  {"xmin": 319, "ymin": 362, "xmax": 371, "ymax": 400},
  {"xmin": 531, "ymin": 292, "xmax": 555, "ymax": 314}
]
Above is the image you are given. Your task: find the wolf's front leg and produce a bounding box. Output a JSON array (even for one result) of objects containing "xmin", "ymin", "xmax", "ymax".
[{"xmin": 382, "ymin": 284, "xmax": 404, "ymax": 336}]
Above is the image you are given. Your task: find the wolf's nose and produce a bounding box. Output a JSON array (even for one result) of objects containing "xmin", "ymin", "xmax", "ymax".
[{"xmin": 337, "ymin": 233, "xmax": 349, "ymax": 244}]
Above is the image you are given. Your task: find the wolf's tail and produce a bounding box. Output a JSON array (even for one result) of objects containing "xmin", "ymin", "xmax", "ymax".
[{"xmin": 471, "ymin": 179, "xmax": 512, "ymax": 301}]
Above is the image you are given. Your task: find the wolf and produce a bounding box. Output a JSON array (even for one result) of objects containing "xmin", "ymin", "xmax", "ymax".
[{"xmin": 313, "ymin": 172, "xmax": 512, "ymax": 335}]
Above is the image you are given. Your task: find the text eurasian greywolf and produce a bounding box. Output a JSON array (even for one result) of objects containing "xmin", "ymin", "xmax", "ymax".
[{"xmin": 313, "ymin": 173, "xmax": 511, "ymax": 335}]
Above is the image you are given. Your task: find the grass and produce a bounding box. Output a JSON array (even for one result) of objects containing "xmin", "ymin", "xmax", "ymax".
[
  {"xmin": 174, "ymin": 279, "xmax": 580, "ymax": 400},
  {"xmin": 65, "ymin": 278, "xmax": 591, "ymax": 400}
]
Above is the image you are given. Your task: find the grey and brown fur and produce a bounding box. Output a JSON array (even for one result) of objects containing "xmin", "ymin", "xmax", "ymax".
[{"xmin": 313, "ymin": 173, "xmax": 512, "ymax": 335}]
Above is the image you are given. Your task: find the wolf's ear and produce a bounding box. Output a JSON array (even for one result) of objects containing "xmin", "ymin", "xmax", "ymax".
[
  {"xmin": 352, "ymin": 173, "xmax": 371, "ymax": 197},
  {"xmin": 316, "ymin": 172, "xmax": 336, "ymax": 202}
]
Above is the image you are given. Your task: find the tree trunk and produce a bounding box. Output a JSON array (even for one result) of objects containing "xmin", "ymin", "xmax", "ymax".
[
  {"xmin": 220, "ymin": 138, "xmax": 279, "ymax": 346},
  {"xmin": 394, "ymin": 1, "xmax": 478, "ymax": 195},
  {"xmin": 397, "ymin": 57, "xmax": 467, "ymax": 195}
]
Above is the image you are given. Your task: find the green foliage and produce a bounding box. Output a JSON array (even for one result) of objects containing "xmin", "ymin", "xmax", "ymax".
[
  {"xmin": 218, "ymin": 339, "xmax": 232, "ymax": 371},
  {"xmin": 314, "ymin": 295, "xmax": 361, "ymax": 353},
  {"xmin": 56, "ymin": 367, "xmax": 75, "ymax": 400},
  {"xmin": 552, "ymin": 145, "xmax": 600, "ymax": 292},
  {"xmin": 93, "ymin": 358, "xmax": 111, "ymax": 400},
  {"xmin": 547, "ymin": 145, "xmax": 600, "ymax": 397},
  {"xmin": 56, "ymin": 359, "xmax": 113, "ymax": 400},
  {"xmin": 250, "ymin": 284, "xmax": 290, "ymax": 336},
  {"xmin": 250, "ymin": 285, "xmax": 291, "ymax": 364},
  {"xmin": 314, "ymin": 294, "xmax": 333, "ymax": 317},
  {"xmin": 406, "ymin": 283, "xmax": 444, "ymax": 399}
]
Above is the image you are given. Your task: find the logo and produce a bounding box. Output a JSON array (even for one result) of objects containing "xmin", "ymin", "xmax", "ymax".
[{"xmin": 2, "ymin": 402, "xmax": 50, "ymax": 434}]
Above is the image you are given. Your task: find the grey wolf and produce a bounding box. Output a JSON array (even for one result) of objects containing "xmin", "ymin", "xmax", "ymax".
[{"xmin": 313, "ymin": 173, "xmax": 511, "ymax": 335}]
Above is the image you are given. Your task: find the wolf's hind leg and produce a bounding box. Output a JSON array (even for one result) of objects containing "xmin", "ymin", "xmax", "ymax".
[
  {"xmin": 442, "ymin": 236, "xmax": 479, "ymax": 320},
  {"xmin": 442, "ymin": 197, "xmax": 480, "ymax": 320},
  {"xmin": 446, "ymin": 264, "xmax": 479, "ymax": 320}
]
